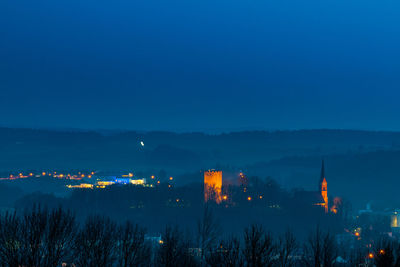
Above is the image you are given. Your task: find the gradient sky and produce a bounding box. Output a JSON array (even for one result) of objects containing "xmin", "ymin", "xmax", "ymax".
[{"xmin": 1, "ymin": 0, "xmax": 400, "ymax": 132}]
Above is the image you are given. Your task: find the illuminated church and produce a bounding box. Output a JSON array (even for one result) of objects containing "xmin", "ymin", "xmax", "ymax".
[
  {"xmin": 318, "ymin": 160, "xmax": 329, "ymax": 213},
  {"xmin": 293, "ymin": 160, "xmax": 329, "ymax": 213}
]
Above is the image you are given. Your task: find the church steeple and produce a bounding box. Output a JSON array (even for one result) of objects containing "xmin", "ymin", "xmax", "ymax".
[
  {"xmin": 319, "ymin": 159, "xmax": 328, "ymax": 213},
  {"xmin": 319, "ymin": 159, "xmax": 325, "ymax": 189}
]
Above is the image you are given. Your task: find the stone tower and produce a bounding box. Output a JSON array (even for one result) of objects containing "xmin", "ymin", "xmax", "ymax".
[{"xmin": 204, "ymin": 170, "xmax": 222, "ymax": 203}]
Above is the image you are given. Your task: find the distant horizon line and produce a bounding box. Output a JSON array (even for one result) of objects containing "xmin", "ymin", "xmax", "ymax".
[{"xmin": 1, "ymin": 124, "xmax": 400, "ymax": 135}]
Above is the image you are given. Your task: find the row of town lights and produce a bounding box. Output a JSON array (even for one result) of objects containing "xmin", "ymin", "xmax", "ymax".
[{"xmin": 221, "ymin": 195, "xmax": 263, "ymax": 201}]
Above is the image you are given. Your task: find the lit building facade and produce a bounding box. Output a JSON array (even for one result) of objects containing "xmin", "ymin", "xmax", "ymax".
[
  {"xmin": 391, "ymin": 210, "xmax": 400, "ymax": 231},
  {"xmin": 204, "ymin": 170, "xmax": 222, "ymax": 203}
]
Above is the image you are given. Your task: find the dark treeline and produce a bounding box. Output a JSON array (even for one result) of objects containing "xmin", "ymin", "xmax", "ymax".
[{"xmin": 0, "ymin": 206, "xmax": 399, "ymax": 267}]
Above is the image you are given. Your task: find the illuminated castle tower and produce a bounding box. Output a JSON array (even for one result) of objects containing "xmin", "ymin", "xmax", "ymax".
[
  {"xmin": 204, "ymin": 170, "xmax": 222, "ymax": 203},
  {"xmin": 319, "ymin": 160, "xmax": 328, "ymax": 213}
]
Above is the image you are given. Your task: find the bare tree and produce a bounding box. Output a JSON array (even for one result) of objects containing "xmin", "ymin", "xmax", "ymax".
[
  {"xmin": 346, "ymin": 246, "xmax": 366, "ymax": 267},
  {"xmin": 0, "ymin": 212, "xmax": 23, "ymax": 267},
  {"xmin": 206, "ymin": 237, "xmax": 243, "ymax": 267},
  {"xmin": 242, "ymin": 224, "xmax": 275, "ymax": 267},
  {"xmin": 321, "ymin": 232, "xmax": 337, "ymax": 267},
  {"xmin": 157, "ymin": 225, "xmax": 199, "ymax": 267},
  {"xmin": 0, "ymin": 207, "xmax": 76, "ymax": 267},
  {"xmin": 43, "ymin": 207, "xmax": 76, "ymax": 267},
  {"xmin": 303, "ymin": 226, "xmax": 337, "ymax": 267},
  {"xmin": 117, "ymin": 221, "xmax": 151, "ymax": 267},
  {"xmin": 73, "ymin": 215, "xmax": 118, "ymax": 267},
  {"xmin": 374, "ymin": 238, "xmax": 396, "ymax": 267},
  {"xmin": 303, "ymin": 226, "xmax": 322, "ymax": 267},
  {"xmin": 197, "ymin": 205, "xmax": 220, "ymax": 264},
  {"xmin": 21, "ymin": 206, "xmax": 48, "ymax": 267},
  {"xmin": 276, "ymin": 229, "xmax": 297, "ymax": 267}
]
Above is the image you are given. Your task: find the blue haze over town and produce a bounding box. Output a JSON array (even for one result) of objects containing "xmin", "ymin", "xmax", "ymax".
[{"xmin": 1, "ymin": 1, "xmax": 400, "ymax": 266}]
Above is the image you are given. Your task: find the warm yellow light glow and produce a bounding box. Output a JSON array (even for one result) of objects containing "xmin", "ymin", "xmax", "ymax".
[
  {"xmin": 320, "ymin": 177, "xmax": 328, "ymax": 213},
  {"xmin": 222, "ymin": 195, "xmax": 228, "ymax": 201},
  {"xmin": 176, "ymin": 199, "xmax": 180, "ymax": 202},
  {"xmin": 97, "ymin": 181, "xmax": 115, "ymax": 187},
  {"xmin": 130, "ymin": 179, "xmax": 145, "ymax": 185},
  {"xmin": 151, "ymin": 175, "xmax": 155, "ymax": 179},
  {"xmin": 129, "ymin": 173, "xmax": 134, "ymax": 177},
  {"xmin": 380, "ymin": 249, "xmax": 385, "ymax": 255},
  {"xmin": 159, "ymin": 240, "xmax": 164, "ymax": 244},
  {"xmin": 355, "ymin": 232, "xmax": 360, "ymax": 237},
  {"xmin": 247, "ymin": 196, "xmax": 252, "ymax": 201},
  {"xmin": 157, "ymin": 181, "xmax": 160, "ymax": 184},
  {"xmin": 42, "ymin": 172, "xmax": 46, "ymax": 176},
  {"xmin": 204, "ymin": 170, "xmax": 222, "ymax": 203},
  {"xmin": 259, "ymin": 195, "xmax": 263, "ymax": 199},
  {"xmin": 66, "ymin": 183, "xmax": 93, "ymax": 189},
  {"xmin": 391, "ymin": 214, "xmax": 398, "ymax": 228},
  {"xmin": 369, "ymin": 253, "xmax": 374, "ymax": 259},
  {"xmin": 169, "ymin": 177, "xmax": 173, "ymax": 181},
  {"xmin": 29, "ymin": 173, "xmax": 33, "ymax": 176}
]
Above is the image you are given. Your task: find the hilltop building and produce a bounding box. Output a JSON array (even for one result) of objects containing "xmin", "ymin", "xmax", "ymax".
[
  {"xmin": 293, "ymin": 160, "xmax": 329, "ymax": 213},
  {"xmin": 204, "ymin": 170, "xmax": 222, "ymax": 203}
]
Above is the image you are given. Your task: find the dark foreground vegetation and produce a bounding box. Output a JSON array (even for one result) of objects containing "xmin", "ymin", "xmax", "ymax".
[{"xmin": 0, "ymin": 206, "xmax": 399, "ymax": 267}]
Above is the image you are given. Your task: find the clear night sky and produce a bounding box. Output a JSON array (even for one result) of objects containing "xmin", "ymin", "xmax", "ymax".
[{"xmin": 1, "ymin": 0, "xmax": 400, "ymax": 132}]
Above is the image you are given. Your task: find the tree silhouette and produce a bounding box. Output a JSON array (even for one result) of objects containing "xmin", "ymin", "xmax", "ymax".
[
  {"xmin": 242, "ymin": 224, "xmax": 275, "ymax": 267},
  {"xmin": 276, "ymin": 229, "xmax": 297, "ymax": 267},
  {"xmin": 117, "ymin": 221, "xmax": 151, "ymax": 267},
  {"xmin": 197, "ymin": 205, "xmax": 220, "ymax": 264},
  {"xmin": 43, "ymin": 207, "xmax": 76, "ymax": 267},
  {"xmin": 73, "ymin": 215, "xmax": 118, "ymax": 267},
  {"xmin": 206, "ymin": 236, "xmax": 243, "ymax": 267},
  {"xmin": 157, "ymin": 225, "xmax": 199, "ymax": 267},
  {"xmin": 0, "ymin": 212, "xmax": 23, "ymax": 267},
  {"xmin": 303, "ymin": 226, "xmax": 337, "ymax": 267}
]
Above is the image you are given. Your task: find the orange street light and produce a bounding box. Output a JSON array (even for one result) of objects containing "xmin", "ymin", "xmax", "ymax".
[{"xmin": 369, "ymin": 253, "xmax": 374, "ymax": 259}]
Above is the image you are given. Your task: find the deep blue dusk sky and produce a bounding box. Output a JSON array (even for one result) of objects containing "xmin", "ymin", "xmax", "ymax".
[{"xmin": 1, "ymin": 0, "xmax": 400, "ymax": 132}]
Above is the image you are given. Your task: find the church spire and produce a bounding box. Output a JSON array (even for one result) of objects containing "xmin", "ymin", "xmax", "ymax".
[
  {"xmin": 319, "ymin": 159, "xmax": 328, "ymax": 213},
  {"xmin": 320, "ymin": 159, "xmax": 325, "ymax": 180},
  {"xmin": 319, "ymin": 159, "xmax": 326, "ymax": 189}
]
